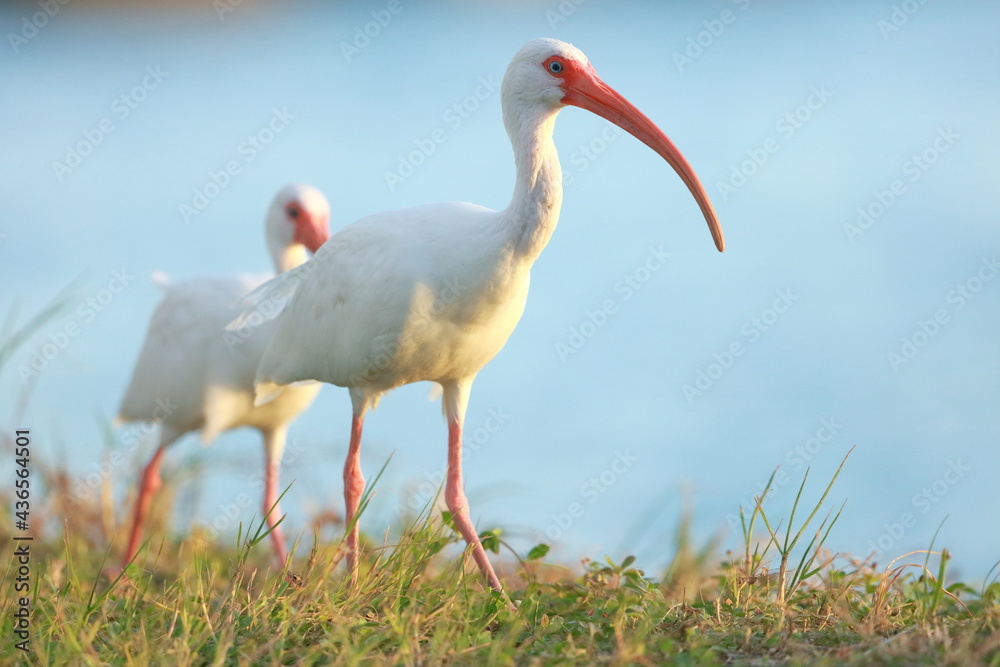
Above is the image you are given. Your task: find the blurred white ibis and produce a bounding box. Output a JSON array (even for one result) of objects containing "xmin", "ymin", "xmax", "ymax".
[
  {"xmin": 237, "ymin": 39, "xmax": 724, "ymax": 596},
  {"xmin": 116, "ymin": 184, "xmax": 331, "ymax": 571}
]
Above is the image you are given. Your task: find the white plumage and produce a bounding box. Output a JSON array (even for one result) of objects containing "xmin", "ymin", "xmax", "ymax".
[
  {"xmin": 115, "ymin": 184, "xmax": 331, "ymax": 571},
  {"xmin": 236, "ymin": 39, "xmax": 724, "ymax": 598},
  {"xmin": 119, "ymin": 273, "xmax": 316, "ymax": 441},
  {"xmin": 249, "ymin": 201, "xmax": 528, "ymax": 414}
]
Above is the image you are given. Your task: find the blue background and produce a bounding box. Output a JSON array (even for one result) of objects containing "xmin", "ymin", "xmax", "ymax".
[{"xmin": 2, "ymin": 1, "xmax": 998, "ymax": 580}]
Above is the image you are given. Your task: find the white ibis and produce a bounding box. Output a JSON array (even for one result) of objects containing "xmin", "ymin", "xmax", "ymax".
[
  {"xmin": 237, "ymin": 39, "xmax": 724, "ymax": 596},
  {"xmin": 116, "ymin": 184, "xmax": 331, "ymax": 571}
]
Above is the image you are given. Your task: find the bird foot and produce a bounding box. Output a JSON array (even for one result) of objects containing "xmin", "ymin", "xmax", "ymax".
[{"xmin": 101, "ymin": 565, "xmax": 135, "ymax": 589}]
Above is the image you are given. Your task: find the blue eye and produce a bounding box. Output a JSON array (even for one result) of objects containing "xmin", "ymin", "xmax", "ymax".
[{"xmin": 548, "ymin": 60, "xmax": 563, "ymax": 74}]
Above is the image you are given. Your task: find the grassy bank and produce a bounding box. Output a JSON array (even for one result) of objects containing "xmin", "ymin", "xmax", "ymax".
[
  {"xmin": 1, "ymin": 301, "xmax": 997, "ymax": 665},
  {"xmin": 1, "ymin": 452, "xmax": 997, "ymax": 666}
]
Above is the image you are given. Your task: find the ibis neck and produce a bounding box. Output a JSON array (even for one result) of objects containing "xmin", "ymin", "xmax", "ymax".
[
  {"xmin": 500, "ymin": 107, "xmax": 564, "ymax": 264},
  {"xmin": 265, "ymin": 216, "xmax": 311, "ymax": 273},
  {"xmin": 270, "ymin": 243, "xmax": 310, "ymax": 273}
]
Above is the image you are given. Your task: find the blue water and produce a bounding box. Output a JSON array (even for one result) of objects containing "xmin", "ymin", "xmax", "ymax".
[{"xmin": 2, "ymin": 1, "xmax": 998, "ymax": 580}]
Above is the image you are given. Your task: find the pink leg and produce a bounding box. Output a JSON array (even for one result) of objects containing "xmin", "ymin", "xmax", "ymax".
[
  {"xmin": 121, "ymin": 446, "xmax": 167, "ymax": 569},
  {"xmin": 262, "ymin": 428, "xmax": 288, "ymax": 565},
  {"xmin": 444, "ymin": 419, "xmax": 504, "ymax": 593},
  {"xmin": 343, "ymin": 415, "xmax": 365, "ymax": 584}
]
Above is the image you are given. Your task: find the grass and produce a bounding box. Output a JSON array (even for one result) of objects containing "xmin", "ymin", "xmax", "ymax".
[
  {"xmin": 2, "ymin": 298, "xmax": 999, "ymax": 665},
  {"xmin": 1, "ymin": 446, "xmax": 998, "ymax": 667}
]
